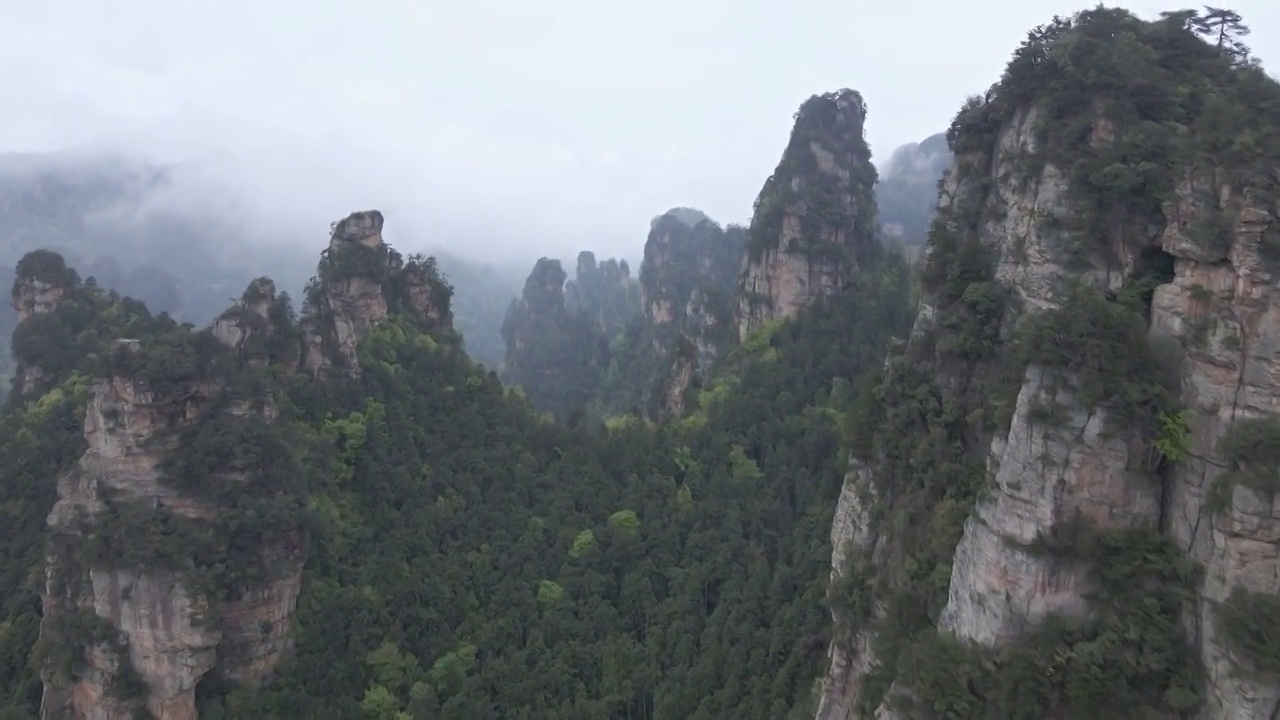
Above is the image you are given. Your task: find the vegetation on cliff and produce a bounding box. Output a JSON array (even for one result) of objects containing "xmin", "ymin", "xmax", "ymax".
[
  {"xmin": 2, "ymin": 5, "xmax": 1279, "ymax": 719},
  {"xmin": 746, "ymin": 90, "xmax": 878, "ymax": 264},
  {"xmin": 0, "ymin": 262, "xmax": 221, "ymax": 711},
  {"xmin": 895, "ymin": 525, "xmax": 1203, "ymax": 718},
  {"xmin": 834, "ymin": 5, "xmax": 1280, "ymax": 717},
  {"xmin": 0, "ymin": 214, "xmax": 912, "ymax": 719},
  {"xmin": 214, "ymin": 245, "xmax": 910, "ymax": 719},
  {"xmin": 592, "ymin": 214, "xmax": 745, "ymax": 420},
  {"xmin": 949, "ymin": 5, "xmax": 1280, "ymax": 265}
]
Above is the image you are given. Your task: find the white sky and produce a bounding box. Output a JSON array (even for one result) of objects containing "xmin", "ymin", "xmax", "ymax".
[{"xmin": 3, "ymin": 0, "xmax": 1278, "ymax": 265}]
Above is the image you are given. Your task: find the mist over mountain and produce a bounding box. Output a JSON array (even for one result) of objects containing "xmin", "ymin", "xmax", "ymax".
[
  {"xmin": 0, "ymin": 152, "xmax": 532, "ymax": 378},
  {"xmin": 873, "ymin": 132, "xmax": 951, "ymax": 248},
  {"xmin": 3, "ymin": 4, "xmax": 1280, "ymax": 720}
]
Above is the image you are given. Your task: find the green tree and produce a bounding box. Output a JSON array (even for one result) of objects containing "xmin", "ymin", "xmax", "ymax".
[{"xmin": 1194, "ymin": 6, "xmax": 1251, "ymax": 60}]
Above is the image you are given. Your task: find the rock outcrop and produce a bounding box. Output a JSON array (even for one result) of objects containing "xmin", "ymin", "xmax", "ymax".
[
  {"xmin": 38, "ymin": 289, "xmax": 303, "ymax": 720},
  {"xmin": 738, "ymin": 89, "xmax": 878, "ymax": 339},
  {"xmin": 302, "ymin": 210, "xmax": 454, "ymax": 375},
  {"xmin": 329, "ymin": 209, "xmax": 385, "ymax": 248},
  {"xmin": 637, "ymin": 211, "xmax": 743, "ymax": 418},
  {"xmin": 816, "ymin": 460, "xmax": 882, "ymax": 720},
  {"xmin": 1154, "ymin": 184, "xmax": 1280, "ymax": 718},
  {"xmin": 9, "ymin": 250, "xmax": 78, "ymax": 399},
  {"xmin": 815, "ymin": 9, "xmax": 1280, "ymax": 719},
  {"xmin": 30, "ymin": 210, "xmax": 451, "ymax": 719}
]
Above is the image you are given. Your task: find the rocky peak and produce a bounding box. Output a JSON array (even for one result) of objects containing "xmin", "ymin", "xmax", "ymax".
[
  {"xmin": 34, "ymin": 269, "xmax": 305, "ymax": 720},
  {"xmin": 519, "ymin": 258, "xmax": 570, "ymax": 309},
  {"xmin": 878, "ymin": 132, "xmax": 949, "ymax": 182},
  {"xmin": 329, "ymin": 209, "xmax": 384, "ymax": 249},
  {"xmin": 212, "ymin": 277, "xmax": 282, "ymax": 364},
  {"xmin": 8, "ymin": 250, "xmax": 84, "ymax": 399},
  {"xmin": 401, "ymin": 255, "xmax": 454, "ymax": 333},
  {"xmin": 875, "ymin": 132, "xmax": 951, "ymax": 246},
  {"xmin": 632, "ymin": 210, "xmax": 744, "ymax": 418},
  {"xmin": 738, "ymin": 88, "xmax": 878, "ymax": 339},
  {"xmin": 642, "ymin": 211, "xmax": 741, "ymax": 325},
  {"xmin": 302, "ymin": 209, "xmax": 453, "ymax": 375},
  {"xmin": 11, "ymin": 249, "xmax": 76, "ymax": 324},
  {"xmin": 648, "ymin": 206, "xmax": 710, "ymax": 230}
]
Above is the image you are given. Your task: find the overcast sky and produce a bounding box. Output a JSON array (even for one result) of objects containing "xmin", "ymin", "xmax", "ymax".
[{"xmin": 3, "ymin": 0, "xmax": 1279, "ymax": 266}]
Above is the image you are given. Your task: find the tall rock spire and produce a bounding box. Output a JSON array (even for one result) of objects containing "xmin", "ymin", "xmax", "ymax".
[{"xmin": 738, "ymin": 89, "xmax": 879, "ymax": 339}]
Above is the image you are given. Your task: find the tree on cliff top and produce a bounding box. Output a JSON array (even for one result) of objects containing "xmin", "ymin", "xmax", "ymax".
[{"xmin": 1193, "ymin": 6, "xmax": 1251, "ymax": 60}]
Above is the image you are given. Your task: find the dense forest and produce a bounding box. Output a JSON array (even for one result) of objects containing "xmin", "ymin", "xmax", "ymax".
[
  {"xmin": 1, "ymin": 5, "xmax": 1279, "ymax": 720},
  {"xmin": 0, "ymin": 224, "xmax": 914, "ymax": 719}
]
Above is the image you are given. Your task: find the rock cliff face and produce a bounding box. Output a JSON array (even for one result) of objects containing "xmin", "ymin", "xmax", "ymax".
[
  {"xmin": 637, "ymin": 211, "xmax": 743, "ymax": 418},
  {"xmin": 1155, "ymin": 185, "xmax": 1280, "ymax": 719},
  {"xmin": 37, "ymin": 293, "xmax": 303, "ymax": 720},
  {"xmin": 31, "ymin": 210, "xmax": 450, "ymax": 719},
  {"xmin": 817, "ymin": 460, "xmax": 882, "ymax": 720},
  {"xmin": 816, "ymin": 9, "xmax": 1280, "ymax": 719},
  {"xmin": 738, "ymin": 89, "xmax": 878, "ymax": 339}
]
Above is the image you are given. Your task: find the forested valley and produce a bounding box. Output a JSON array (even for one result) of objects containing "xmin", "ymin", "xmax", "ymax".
[{"xmin": 2, "ymin": 6, "xmax": 1280, "ymax": 720}]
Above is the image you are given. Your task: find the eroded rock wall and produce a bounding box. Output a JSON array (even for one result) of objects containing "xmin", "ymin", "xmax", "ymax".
[
  {"xmin": 40, "ymin": 335, "xmax": 301, "ymax": 719},
  {"xmin": 816, "ymin": 32, "xmax": 1280, "ymax": 720},
  {"xmin": 1154, "ymin": 185, "xmax": 1280, "ymax": 719}
]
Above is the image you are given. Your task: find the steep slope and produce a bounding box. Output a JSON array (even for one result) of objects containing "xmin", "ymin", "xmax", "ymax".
[
  {"xmin": 816, "ymin": 8, "xmax": 1280, "ymax": 719},
  {"xmin": 739, "ymin": 89, "xmax": 879, "ymax": 339},
  {"xmin": 1, "ymin": 209, "xmax": 455, "ymax": 720}
]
